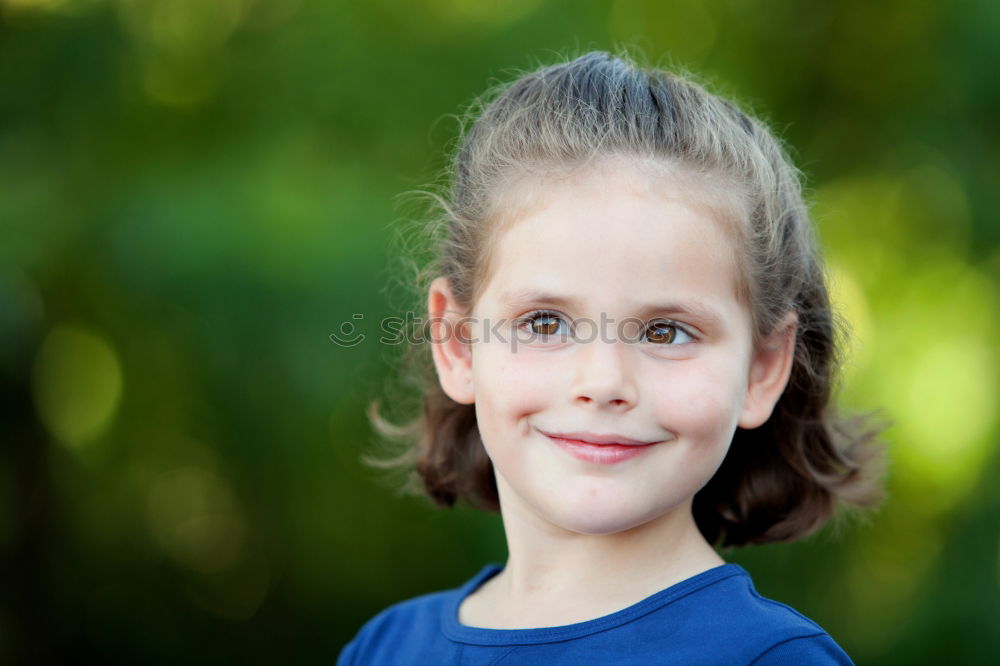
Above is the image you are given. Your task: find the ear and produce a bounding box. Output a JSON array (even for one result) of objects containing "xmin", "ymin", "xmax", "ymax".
[
  {"xmin": 738, "ymin": 311, "xmax": 798, "ymax": 429},
  {"xmin": 428, "ymin": 277, "xmax": 475, "ymax": 405}
]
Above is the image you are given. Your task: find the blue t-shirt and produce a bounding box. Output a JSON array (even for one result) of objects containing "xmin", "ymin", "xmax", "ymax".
[{"xmin": 338, "ymin": 563, "xmax": 854, "ymax": 665}]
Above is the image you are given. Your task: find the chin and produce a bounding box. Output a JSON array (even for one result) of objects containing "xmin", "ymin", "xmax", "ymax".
[{"xmin": 544, "ymin": 496, "xmax": 676, "ymax": 537}]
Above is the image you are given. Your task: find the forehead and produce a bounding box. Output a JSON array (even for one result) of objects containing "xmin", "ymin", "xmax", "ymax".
[{"xmin": 476, "ymin": 162, "xmax": 747, "ymax": 318}]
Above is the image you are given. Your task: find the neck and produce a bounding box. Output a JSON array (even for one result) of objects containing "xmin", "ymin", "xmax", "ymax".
[{"xmin": 471, "ymin": 481, "xmax": 725, "ymax": 628}]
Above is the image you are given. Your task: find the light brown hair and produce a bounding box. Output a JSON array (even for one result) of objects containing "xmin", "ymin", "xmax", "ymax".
[{"xmin": 370, "ymin": 51, "xmax": 886, "ymax": 547}]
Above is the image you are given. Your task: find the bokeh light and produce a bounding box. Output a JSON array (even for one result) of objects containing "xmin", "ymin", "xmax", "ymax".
[
  {"xmin": 31, "ymin": 326, "xmax": 123, "ymax": 449},
  {"xmin": 146, "ymin": 464, "xmax": 246, "ymax": 574}
]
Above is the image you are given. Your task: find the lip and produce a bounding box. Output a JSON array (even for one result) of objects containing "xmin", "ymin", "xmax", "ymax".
[{"xmin": 540, "ymin": 430, "xmax": 664, "ymax": 465}]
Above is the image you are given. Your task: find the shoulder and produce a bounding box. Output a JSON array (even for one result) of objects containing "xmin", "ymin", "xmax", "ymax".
[
  {"xmin": 635, "ymin": 565, "xmax": 851, "ymax": 665},
  {"xmin": 656, "ymin": 565, "xmax": 854, "ymax": 665},
  {"xmin": 747, "ymin": 633, "xmax": 855, "ymax": 665},
  {"xmin": 337, "ymin": 565, "xmax": 500, "ymax": 666},
  {"xmin": 337, "ymin": 589, "xmax": 452, "ymax": 666}
]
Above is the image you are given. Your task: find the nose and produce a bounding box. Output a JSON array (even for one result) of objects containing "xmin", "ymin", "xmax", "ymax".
[{"xmin": 570, "ymin": 337, "xmax": 638, "ymax": 410}]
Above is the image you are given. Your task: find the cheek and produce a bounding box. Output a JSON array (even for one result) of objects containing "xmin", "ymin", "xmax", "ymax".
[
  {"xmin": 472, "ymin": 345, "xmax": 559, "ymax": 412},
  {"xmin": 471, "ymin": 346, "xmax": 559, "ymax": 461},
  {"xmin": 644, "ymin": 359, "xmax": 748, "ymax": 437}
]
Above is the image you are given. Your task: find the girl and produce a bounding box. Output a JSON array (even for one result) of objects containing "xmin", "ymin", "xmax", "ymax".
[{"xmin": 340, "ymin": 51, "xmax": 885, "ymax": 665}]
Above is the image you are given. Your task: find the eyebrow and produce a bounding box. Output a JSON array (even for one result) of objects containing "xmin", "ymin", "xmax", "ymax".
[{"xmin": 497, "ymin": 289, "xmax": 725, "ymax": 329}]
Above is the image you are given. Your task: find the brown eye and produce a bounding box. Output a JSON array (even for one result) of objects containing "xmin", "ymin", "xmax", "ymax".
[
  {"xmin": 531, "ymin": 313, "xmax": 563, "ymax": 336},
  {"xmin": 646, "ymin": 321, "xmax": 678, "ymax": 344},
  {"xmin": 519, "ymin": 311, "xmax": 569, "ymax": 338}
]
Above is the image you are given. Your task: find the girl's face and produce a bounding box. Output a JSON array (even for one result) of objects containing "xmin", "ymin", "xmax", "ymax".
[{"xmin": 432, "ymin": 163, "xmax": 793, "ymax": 537}]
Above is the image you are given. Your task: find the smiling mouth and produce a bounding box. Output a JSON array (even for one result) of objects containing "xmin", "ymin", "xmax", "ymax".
[
  {"xmin": 539, "ymin": 430, "xmax": 665, "ymax": 465},
  {"xmin": 539, "ymin": 430, "xmax": 663, "ymax": 446}
]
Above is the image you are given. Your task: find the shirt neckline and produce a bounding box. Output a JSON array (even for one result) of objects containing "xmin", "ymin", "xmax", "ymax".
[{"xmin": 440, "ymin": 562, "xmax": 748, "ymax": 646}]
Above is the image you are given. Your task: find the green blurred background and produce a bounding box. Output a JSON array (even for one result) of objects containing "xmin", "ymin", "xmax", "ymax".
[{"xmin": 1, "ymin": 0, "xmax": 998, "ymax": 663}]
